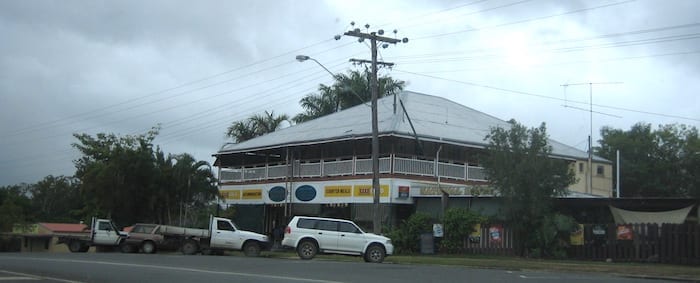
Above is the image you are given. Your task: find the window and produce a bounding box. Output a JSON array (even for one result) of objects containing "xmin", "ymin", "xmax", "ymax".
[
  {"xmin": 316, "ymin": 220, "xmax": 338, "ymax": 231},
  {"xmin": 297, "ymin": 218, "xmax": 316, "ymax": 229},
  {"xmin": 98, "ymin": 222, "xmax": 112, "ymax": 231},
  {"xmin": 579, "ymin": 163, "xmax": 584, "ymax": 173},
  {"xmin": 338, "ymin": 222, "xmax": 360, "ymax": 233},
  {"xmin": 596, "ymin": 165, "xmax": 605, "ymax": 176},
  {"xmin": 217, "ymin": 220, "xmax": 235, "ymax": 231}
]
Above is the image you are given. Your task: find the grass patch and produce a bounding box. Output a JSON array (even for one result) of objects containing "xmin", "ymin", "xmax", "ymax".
[{"xmin": 263, "ymin": 251, "xmax": 700, "ymax": 280}]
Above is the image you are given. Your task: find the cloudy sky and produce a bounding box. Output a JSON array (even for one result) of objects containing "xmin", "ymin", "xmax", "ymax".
[{"xmin": 1, "ymin": 0, "xmax": 698, "ymax": 186}]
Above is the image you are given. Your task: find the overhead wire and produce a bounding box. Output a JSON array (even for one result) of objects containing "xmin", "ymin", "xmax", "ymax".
[
  {"xmin": 394, "ymin": 69, "xmax": 700, "ymax": 122},
  {"xmin": 414, "ymin": 0, "xmax": 636, "ymax": 40},
  {"xmin": 3, "ymin": 38, "xmax": 345, "ymax": 138},
  {"xmin": 6, "ymin": 0, "xmax": 699, "ymax": 184}
]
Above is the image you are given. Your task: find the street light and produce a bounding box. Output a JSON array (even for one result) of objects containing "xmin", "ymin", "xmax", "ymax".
[
  {"xmin": 296, "ymin": 55, "xmax": 369, "ymax": 107},
  {"xmin": 296, "ymin": 55, "xmax": 337, "ymax": 80}
]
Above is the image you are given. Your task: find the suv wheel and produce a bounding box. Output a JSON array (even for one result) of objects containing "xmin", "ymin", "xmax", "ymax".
[
  {"xmin": 364, "ymin": 244, "xmax": 385, "ymax": 263},
  {"xmin": 297, "ymin": 240, "xmax": 318, "ymax": 260}
]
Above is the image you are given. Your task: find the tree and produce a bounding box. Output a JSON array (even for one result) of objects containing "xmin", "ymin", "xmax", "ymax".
[
  {"xmin": 73, "ymin": 128, "xmax": 219, "ymax": 226},
  {"xmin": 170, "ymin": 153, "xmax": 219, "ymax": 226},
  {"xmin": 293, "ymin": 69, "xmax": 405, "ymax": 123},
  {"xmin": 482, "ymin": 119, "xmax": 576, "ymax": 257},
  {"xmin": 226, "ymin": 111, "xmax": 290, "ymax": 143},
  {"xmin": 29, "ymin": 175, "xmax": 82, "ymax": 223},
  {"xmin": 0, "ymin": 185, "xmax": 32, "ymax": 232},
  {"xmin": 72, "ymin": 129, "xmax": 160, "ymax": 226},
  {"xmin": 596, "ymin": 123, "xmax": 700, "ymax": 197}
]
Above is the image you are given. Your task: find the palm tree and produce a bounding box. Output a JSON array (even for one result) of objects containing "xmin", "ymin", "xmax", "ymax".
[
  {"xmin": 292, "ymin": 86, "xmax": 338, "ymax": 123},
  {"xmin": 293, "ymin": 69, "xmax": 405, "ymax": 123},
  {"xmin": 226, "ymin": 111, "xmax": 290, "ymax": 143},
  {"xmin": 152, "ymin": 148, "xmax": 175, "ymax": 224},
  {"xmin": 171, "ymin": 153, "xmax": 218, "ymax": 226}
]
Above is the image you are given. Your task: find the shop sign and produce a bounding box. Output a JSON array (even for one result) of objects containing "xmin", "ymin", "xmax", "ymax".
[
  {"xmin": 353, "ymin": 185, "xmax": 389, "ymax": 197},
  {"xmin": 570, "ymin": 224, "xmax": 584, "ymax": 246},
  {"xmin": 398, "ymin": 186, "xmax": 410, "ymax": 198},
  {"xmin": 592, "ymin": 224, "xmax": 606, "ymax": 236},
  {"xmin": 219, "ymin": 190, "xmax": 240, "ymax": 200},
  {"xmin": 295, "ymin": 185, "xmax": 317, "ymax": 202},
  {"xmin": 324, "ymin": 185, "xmax": 352, "ymax": 197},
  {"xmin": 469, "ymin": 224, "xmax": 482, "ymax": 243},
  {"xmin": 418, "ymin": 185, "xmax": 495, "ymax": 196},
  {"xmin": 616, "ymin": 224, "xmax": 634, "ymax": 240},
  {"xmin": 489, "ymin": 225, "xmax": 503, "ymax": 244},
  {"xmin": 433, "ymin": 224, "xmax": 444, "ymax": 238},
  {"xmin": 242, "ymin": 189, "xmax": 262, "ymax": 200},
  {"xmin": 268, "ymin": 186, "xmax": 286, "ymax": 202}
]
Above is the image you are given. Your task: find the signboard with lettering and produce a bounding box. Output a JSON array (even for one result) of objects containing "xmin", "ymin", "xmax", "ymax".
[
  {"xmin": 617, "ymin": 224, "xmax": 634, "ymax": 240},
  {"xmin": 469, "ymin": 224, "xmax": 482, "ymax": 243},
  {"xmin": 398, "ymin": 186, "xmax": 410, "ymax": 198},
  {"xmin": 570, "ymin": 224, "xmax": 584, "ymax": 246},
  {"xmin": 353, "ymin": 185, "xmax": 389, "ymax": 197},
  {"xmin": 219, "ymin": 190, "xmax": 241, "ymax": 200},
  {"xmin": 324, "ymin": 185, "xmax": 352, "ymax": 197},
  {"xmin": 418, "ymin": 185, "xmax": 495, "ymax": 197},
  {"xmin": 433, "ymin": 224, "xmax": 444, "ymax": 238},
  {"xmin": 489, "ymin": 225, "xmax": 503, "ymax": 244},
  {"xmin": 242, "ymin": 189, "xmax": 262, "ymax": 200}
]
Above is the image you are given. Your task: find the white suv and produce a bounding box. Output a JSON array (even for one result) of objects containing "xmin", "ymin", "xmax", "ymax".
[{"xmin": 282, "ymin": 216, "xmax": 394, "ymax": 263}]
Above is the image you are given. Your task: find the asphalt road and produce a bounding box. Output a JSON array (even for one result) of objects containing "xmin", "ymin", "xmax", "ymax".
[{"xmin": 0, "ymin": 252, "xmax": 673, "ymax": 283}]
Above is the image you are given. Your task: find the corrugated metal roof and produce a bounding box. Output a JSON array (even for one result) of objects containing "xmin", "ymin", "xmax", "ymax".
[{"xmin": 217, "ymin": 91, "xmax": 608, "ymax": 162}]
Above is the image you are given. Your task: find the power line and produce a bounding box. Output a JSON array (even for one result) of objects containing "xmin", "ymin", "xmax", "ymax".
[
  {"xmin": 394, "ymin": 69, "xmax": 700, "ymax": 122},
  {"xmin": 414, "ymin": 0, "xmax": 636, "ymax": 41},
  {"xmin": 4, "ymin": 38, "xmax": 343, "ymax": 137},
  {"xmin": 407, "ymin": 50, "xmax": 700, "ymax": 74}
]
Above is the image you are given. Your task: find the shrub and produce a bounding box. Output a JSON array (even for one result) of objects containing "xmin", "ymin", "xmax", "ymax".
[
  {"xmin": 386, "ymin": 212, "xmax": 432, "ymax": 254},
  {"xmin": 440, "ymin": 208, "xmax": 484, "ymax": 253}
]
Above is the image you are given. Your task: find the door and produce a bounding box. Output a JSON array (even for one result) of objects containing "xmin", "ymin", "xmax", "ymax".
[
  {"xmin": 314, "ymin": 220, "xmax": 340, "ymax": 251},
  {"xmin": 92, "ymin": 219, "xmax": 121, "ymax": 245},
  {"xmin": 336, "ymin": 222, "xmax": 366, "ymax": 253},
  {"xmin": 210, "ymin": 218, "xmax": 241, "ymax": 249}
]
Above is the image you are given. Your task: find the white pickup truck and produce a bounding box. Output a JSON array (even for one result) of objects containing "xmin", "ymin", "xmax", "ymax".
[
  {"xmin": 56, "ymin": 217, "xmax": 126, "ymax": 252},
  {"xmin": 122, "ymin": 216, "xmax": 270, "ymax": 256}
]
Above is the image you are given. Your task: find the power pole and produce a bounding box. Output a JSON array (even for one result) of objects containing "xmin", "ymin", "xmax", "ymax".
[{"xmin": 338, "ymin": 22, "xmax": 408, "ymax": 234}]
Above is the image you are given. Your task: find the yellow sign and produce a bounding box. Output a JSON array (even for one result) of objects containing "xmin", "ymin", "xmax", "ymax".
[
  {"xmin": 470, "ymin": 224, "xmax": 482, "ymax": 238},
  {"xmin": 353, "ymin": 185, "xmax": 389, "ymax": 197},
  {"xmin": 570, "ymin": 224, "xmax": 584, "ymax": 246},
  {"xmin": 219, "ymin": 190, "xmax": 240, "ymax": 200},
  {"xmin": 242, "ymin": 189, "xmax": 263, "ymax": 199},
  {"xmin": 325, "ymin": 185, "xmax": 352, "ymax": 197}
]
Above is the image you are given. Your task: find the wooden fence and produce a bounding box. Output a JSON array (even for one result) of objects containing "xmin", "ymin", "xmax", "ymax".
[
  {"xmin": 459, "ymin": 224, "xmax": 515, "ymax": 256},
  {"xmin": 568, "ymin": 223, "xmax": 700, "ymax": 265},
  {"xmin": 452, "ymin": 223, "xmax": 699, "ymax": 265}
]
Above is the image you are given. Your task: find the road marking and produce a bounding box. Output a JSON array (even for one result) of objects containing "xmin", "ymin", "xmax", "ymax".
[
  {"xmin": 0, "ymin": 270, "xmax": 82, "ymax": 283},
  {"xmin": 0, "ymin": 257, "xmax": 341, "ymax": 283}
]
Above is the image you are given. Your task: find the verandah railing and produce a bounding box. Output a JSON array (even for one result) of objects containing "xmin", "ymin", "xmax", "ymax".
[{"xmin": 220, "ymin": 155, "xmax": 487, "ymax": 183}]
